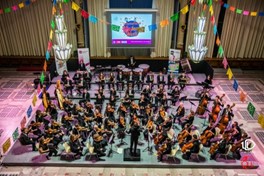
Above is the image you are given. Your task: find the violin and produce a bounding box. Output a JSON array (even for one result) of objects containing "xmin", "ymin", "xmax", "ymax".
[
  {"xmin": 132, "ymin": 103, "xmax": 140, "ymax": 110},
  {"xmin": 157, "ymin": 141, "xmax": 168, "ymax": 156},
  {"xmin": 181, "ymin": 139, "xmax": 197, "ymax": 153},
  {"xmin": 64, "ymin": 115, "xmax": 74, "ymax": 121},
  {"xmin": 31, "ymin": 121, "xmax": 42, "ymax": 127},
  {"xmin": 46, "ymin": 128, "xmax": 58, "ymax": 134},
  {"xmin": 146, "ymin": 119, "xmax": 154, "ymax": 131},
  {"xmin": 95, "ymin": 112, "xmax": 103, "ymax": 119},
  {"xmin": 200, "ymin": 129, "xmax": 214, "ymax": 145},
  {"xmin": 119, "ymin": 116, "xmax": 125, "ymax": 127},
  {"xmin": 159, "ymin": 109, "xmax": 166, "ymax": 120},
  {"xmin": 120, "ymin": 104, "xmax": 127, "ymax": 113},
  {"xmin": 43, "ymin": 137, "xmax": 53, "ymax": 144},
  {"xmin": 107, "ymin": 106, "xmax": 115, "ymax": 113},
  {"xmin": 76, "ymin": 125, "xmax": 88, "ymax": 131}
]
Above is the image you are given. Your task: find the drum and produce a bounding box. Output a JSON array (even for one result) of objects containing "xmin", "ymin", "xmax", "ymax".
[
  {"xmin": 117, "ymin": 65, "xmax": 126, "ymax": 72},
  {"xmin": 133, "ymin": 68, "xmax": 143, "ymax": 76},
  {"xmin": 138, "ymin": 64, "xmax": 150, "ymax": 75},
  {"xmin": 123, "ymin": 68, "xmax": 131, "ymax": 76}
]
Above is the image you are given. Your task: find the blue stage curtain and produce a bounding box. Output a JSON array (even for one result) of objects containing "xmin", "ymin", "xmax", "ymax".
[{"xmin": 109, "ymin": 0, "xmax": 153, "ymax": 8}]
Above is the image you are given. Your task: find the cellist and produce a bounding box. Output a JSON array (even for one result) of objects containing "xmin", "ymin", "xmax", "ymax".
[{"xmin": 181, "ymin": 134, "xmax": 201, "ymax": 160}]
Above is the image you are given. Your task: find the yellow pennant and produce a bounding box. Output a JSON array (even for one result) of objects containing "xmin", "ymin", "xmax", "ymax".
[
  {"xmin": 18, "ymin": 3, "xmax": 24, "ymax": 8},
  {"xmin": 209, "ymin": 5, "xmax": 214, "ymax": 16},
  {"xmin": 250, "ymin": 12, "xmax": 257, "ymax": 16},
  {"xmin": 181, "ymin": 5, "xmax": 189, "ymax": 15},
  {"xmin": 226, "ymin": 67, "xmax": 233, "ymax": 80},
  {"xmin": 52, "ymin": 6, "xmax": 56, "ymax": 15},
  {"xmin": 32, "ymin": 93, "xmax": 37, "ymax": 107},
  {"xmin": 49, "ymin": 30, "xmax": 53, "ymax": 40},
  {"xmin": 72, "ymin": 2, "xmax": 80, "ymax": 12}
]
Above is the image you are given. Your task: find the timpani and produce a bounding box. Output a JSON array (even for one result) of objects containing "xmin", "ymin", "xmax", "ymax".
[
  {"xmin": 133, "ymin": 68, "xmax": 143, "ymax": 76},
  {"xmin": 122, "ymin": 68, "xmax": 131, "ymax": 76},
  {"xmin": 138, "ymin": 64, "xmax": 150, "ymax": 75},
  {"xmin": 117, "ymin": 65, "xmax": 126, "ymax": 72}
]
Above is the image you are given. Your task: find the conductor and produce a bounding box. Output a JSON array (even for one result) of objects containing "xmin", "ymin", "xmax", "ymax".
[{"xmin": 127, "ymin": 117, "xmax": 141, "ymax": 156}]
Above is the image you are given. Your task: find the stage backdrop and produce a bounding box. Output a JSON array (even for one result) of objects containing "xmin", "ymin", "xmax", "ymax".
[
  {"xmin": 78, "ymin": 48, "xmax": 90, "ymax": 71},
  {"xmin": 168, "ymin": 49, "xmax": 181, "ymax": 73}
]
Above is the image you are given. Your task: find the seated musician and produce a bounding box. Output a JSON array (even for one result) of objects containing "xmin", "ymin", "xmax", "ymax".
[
  {"xmin": 61, "ymin": 70, "xmax": 69, "ymax": 83},
  {"xmin": 103, "ymin": 115, "xmax": 115, "ymax": 138},
  {"xmin": 123, "ymin": 93, "xmax": 131, "ymax": 107},
  {"xmin": 203, "ymin": 75, "xmax": 213, "ymax": 89},
  {"xmin": 157, "ymin": 138, "xmax": 172, "ymax": 162},
  {"xmin": 72, "ymin": 124, "xmax": 87, "ymax": 145},
  {"xmin": 127, "ymin": 71, "xmax": 134, "ymax": 88},
  {"xmin": 61, "ymin": 112, "xmax": 73, "ymax": 134},
  {"xmin": 155, "ymin": 106, "xmax": 166, "ymax": 125},
  {"xmin": 63, "ymin": 77, "xmax": 73, "ymax": 96},
  {"xmin": 19, "ymin": 128, "xmax": 37, "ymax": 151},
  {"xmin": 143, "ymin": 116, "xmax": 156, "ymax": 140},
  {"xmin": 95, "ymin": 93, "xmax": 104, "ymax": 107},
  {"xmin": 108, "ymin": 72, "xmax": 115, "ymax": 90},
  {"xmin": 160, "ymin": 94, "xmax": 168, "ymax": 110},
  {"xmin": 173, "ymin": 102, "xmax": 185, "ymax": 123},
  {"xmin": 92, "ymin": 133, "xmax": 107, "ymax": 156},
  {"xmin": 83, "ymin": 70, "xmax": 92, "ymax": 89},
  {"xmin": 69, "ymin": 134, "xmax": 83, "ymax": 157},
  {"xmin": 109, "ymin": 87, "xmax": 117, "ymax": 98},
  {"xmin": 167, "ymin": 72, "xmax": 175, "ymax": 90},
  {"xmin": 210, "ymin": 134, "xmax": 232, "ymax": 160},
  {"xmin": 73, "ymin": 70, "xmax": 82, "ymax": 84},
  {"xmin": 178, "ymin": 73, "xmax": 188, "ymax": 90},
  {"xmin": 39, "ymin": 136, "xmax": 58, "ymax": 160},
  {"xmin": 78, "ymin": 59, "xmax": 86, "ymax": 71},
  {"xmin": 109, "ymin": 95, "xmax": 117, "ymax": 107},
  {"xmin": 79, "ymin": 88, "xmax": 90, "ymax": 106},
  {"xmin": 179, "ymin": 110, "xmax": 195, "ymax": 129},
  {"xmin": 157, "ymin": 71, "xmax": 165, "ymax": 86},
  {"xmin": 127, "ymin": 55, "xmax": 136, "ymax": 70},
  {"xmin": 63, "ymin": 98, "xmax": 73, "ymax": 112},
  {"xmin": 150, "ymin": 92, "xmax": 159, "ymax": 112},
  {"xmin": 146, "ymin": 72, "xmax": 154, "ymax": 89},
  {"xmin": 94, "ymin": 107, "xmax": 103, "ymax": 125},
  {"xmin": 126, "ymin": 83, "xmax": 135, "ymax": 98},
  {"xmin": 142, "ymin": 85, "xmax": 151, "ymax": 99},
  {"xmin": 35, "ymin": 109, "xmax": 46, "ymax": 124},
  {"xmin": 104, "ymin": 103, "xmax": 115, "ymax": 120},
  {"xmin": 138, "ymin": 94, "xmax": 147, "ymax": 115},
  {"xmin": 177, "ymin": 124, "xmax": 192, "ymax": 146},
  {"xmin": 183, "ymin": 134, "xmax": 201, "ymax": 160},
  {"xmin": 98, "ymin": 72, "xmax": 105, "ymax": 89},
  {"xmin": 118, "ymin": 103, "xmax": 127, "ymax": 117},
  {"xmin": 117, "ymin": 116, "xmax": 126, "ymax": 140},
  {"xmin": 44, "ymin": 126, "xmax": 63, "ymax": 148},
  {"xmin": 136, "ymin": 71, "xmax": 144, "ymax": 90},
  {"xmin": 46, "ymin": 101, "xmax": 58, "ymax": 121},
  {"xmin": 230, "ymin": 121, "xmax": 242, "ymax": 142},
  {"xmin": 130, "ymin": 101, "xmax": 139, "ymax": 118},
  {"xmin": 156, "ymin": 84, "xmax": 165, "ymax": 102},
  {"xmin": 116, "ymin": 71, "xmax": 124, "ymax": 91},
  {"xmin": 170, "ymin": 86, "xmax": 180, "ymax": 105},
  {"xmin": 76, "ymin": 77, "xmax": 86, "ymax": 95}
]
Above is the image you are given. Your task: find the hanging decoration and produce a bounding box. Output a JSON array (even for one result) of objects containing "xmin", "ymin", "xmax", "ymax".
[{"xmin": 0, "ymin": 0, "xmax": 37, "ymax": 14}]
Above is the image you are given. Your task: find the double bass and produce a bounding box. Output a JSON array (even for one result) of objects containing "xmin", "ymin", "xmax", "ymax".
[
  {"xmin": 218, "ymin": 103, "xmax": 235, "ymax": 133},
  {"xmin": 211, "ymin": 94, "xmax": 225, "ymax": 122},
  {"xmin": 196, "ymin": 92, "xmax": 209, "ymax": 115}
]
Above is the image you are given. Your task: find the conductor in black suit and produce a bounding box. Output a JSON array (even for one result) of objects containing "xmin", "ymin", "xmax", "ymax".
[
  {"xmin": 128, "ymin": 119, "xmax": 141, "ymax": 156},
  {"xmin": 127, "ymin": 56, "xmax": 136, "ymax": 70}
]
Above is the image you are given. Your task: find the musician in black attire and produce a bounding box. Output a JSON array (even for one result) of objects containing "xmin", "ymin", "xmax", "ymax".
[
  {"xmin": 83, "ymin": 71, "xmax": 92, "ymax": 89},
  {"xmin": 157, "ymin": 71, "xmax": 165, "ymax": 86},
  {"xmin": 173, "ymin": 102, "xmax": 185, "ymax": 123},
  {"xmin": 73, "ymin": 70, "xmax": 82, "ymax": 84},
  {"xmin": 157, "ymin": 138, "xmax": 172, "ymax": 162},
  {"xmin": 178, "ymin": 73, "xmax": 187, "ymax": 90},
  {"xmin": 64, "ymin": 77, "xmax": 73, "ymax": 96},
  {"xmin": 61, "ymin": 70, "xmax": 69, "ymax": 84},
  {"xmin": 184, "ymin": 134, "xmax": 201, "ymax": 160},
  {"xmin": 79, "ymin": 89, "xmax": 90, "ymax": 106},
  {"xmin": 127, "ymin": 55, "xmax": 136, "ymax": 70},
  {"xmin": 204, "ymin": 75, "xmax": 212, "ymax": 88},
  {"xmin": 69, "ymin": 134, "xmax": 83, "ymax": 157},
  {"xmin": 150, "ymin": 92, "xmax": 159, "ymax": 112},
  {"xmin": 19, "ymin": 128, "xmax": 37, "ymax": 151},
  {"xmin": 167, "ymin": 72, "xmax": 175, "ymax": 90},
  {"xmin": 78, "ymin": 59, "xmax": 86, "ymax": 71},
  {"xmin": 127, "ymin": 119, "xmax": 141, "ymax": 156},
  {"xmin": 116, "ymin": 71, "xmax": 124, "ymax": 91},
  {"xmin": 146, "ymin": 72, "xmax": 154, "ymax": 89},
  {"xmin": 126, "ymin": 83, "xmax": 135, "ymax": 99},
  {"xmin": 127, "ymin": 71, "xmax": 134, "ymax": 88},
  {"xmin": 170, "ymin": 86, "xmax": 180, "ymax": 105},
  {"xmin": 109, "ymin": 87, "xmax": 117, "ymax": 98},
  {"xmin": 38, "ymin": 137, "xmax": 58, "ymax": 160},
  {"xmin": 210, "ymin": 135, "xmax": 232, "ymax": 160},
  {"xmin": 136, "ymin": 71, "xmax": 144, "ymax": 90},
  {"xmin": 142, "ymin": 85, "xmax": 151, "ymax": 99}
]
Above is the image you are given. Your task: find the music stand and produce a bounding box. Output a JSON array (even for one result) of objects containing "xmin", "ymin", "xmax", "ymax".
[
  {"xmin": 107, "ymin": 133, "xmax": 118, "ymax": 157},
  {"xmin": 116, "ymin": 130, "xmax": 128, "ymax": 147},
  {"xmin": 143, "ymin": 132, "xmax": 153, "ymax": 154}
]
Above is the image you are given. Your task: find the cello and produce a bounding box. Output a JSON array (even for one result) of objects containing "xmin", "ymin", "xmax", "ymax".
[
  {"xmin": 217, "ymin": 103, "xmax": 235, "ymax": 133},
  {"xmin": 211, "ymin": 94, "xmax": 225, "ymax": 122},
  {"xmin": 196, "ymin": 91, "xmax": 209, "ymax": 115}
]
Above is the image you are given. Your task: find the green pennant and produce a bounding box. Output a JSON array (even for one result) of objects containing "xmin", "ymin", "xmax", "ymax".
[
  {"xmin": 218, "ymin": 45, "xmax": 224, "ymax": 57},
  {"xmin": 63, "ymin": 0, "xmax": 70, "ymax": 3},
  {"xmin": 170, "ymin": 13, "xmax": 179, "ymax": 22},
  {"xmin": 236, "ymin": 9, "xmax": 242, "ymax": 14},
  {"xmin": 208, "ymin": 0, "xmax": 212, "ymax": 7},
  {"xmin": 111, "ymin": 24, "xmax": 120, "ymax": 32},
  {"xmin": 51, "ymin": 20, "xmax": 55, "ymax": 30},
  {"xmin": 247, "ymin": 102, "xmax": 256, "ymax": 117},
  {"xmin": 40, "ymin": 72, "xmax": 45, "ymax": 84},
  {"xmin": 4, "ymin": 8, "xmax": 11, "ymax": 13}
]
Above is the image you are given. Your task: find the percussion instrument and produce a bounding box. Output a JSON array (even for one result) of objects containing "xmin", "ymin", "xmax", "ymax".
[
  {"xmin": 117, "ymin": 65, "xmax": 126, "ymax": 72},
  {"xmin": 123, "ymin": 68, "xmax": 131, "ymax": 76},
  {"xmin": 138, "ymin": 64, "xmax": 150, "ymax": 75},
  {"xmin": 133, "ymin": 68, "xmax": 143, "ymax": 76}
]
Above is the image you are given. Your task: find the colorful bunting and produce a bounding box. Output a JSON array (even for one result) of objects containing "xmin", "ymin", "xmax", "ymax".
[
  {"xmin": 223, "ymin": 3, "xmax": 229, "ymax": 9},
  {"xmin": 89, "ymin": 15, "xmax": 98, "ymax": 23},
  {"xmin": 181, "ymin": 5, "xmax": 189, "ymax": 15},
  {"xmin": 4, "ymin": 8, "xmax": 11, "ymax": 13},
  {"xmin": 53, "ymin": 0, "xmax": 57, "ymax": 5},
  {"xmin": 229, "ymin": 6, "xmax": 235, "ymax": 12},
  {"xmin": 226, "ymin": 67, "xmax": 233, "ymax": 80},
  {"xmin": 233, "ymin": 79, "xmax": 238, "ymax": 91},
  {"xmin": 51, "ymin": 20, "xmax": 55, "ymax": 29},
  {"xmin": 0, "ymin": 9, "xmax": 3, "ymax": 14},
  {"xmin": 71, "ymin": 2, "xmax": 80, "ymax": 12},
  {"xmin": 191, "ymin": 0, "xmax": 196, "ymax": 6},
  {"xmin": 247, "ymin": 102, "xmax": 255, "ymax": 117},
  {"xmin": 208, "ymin": 0, "xmax": 213, "ymax": 7},
  {"xmin": 259, "ymin": 12, "xmax": 264, "ymax": 17},
  {"xmin": 2, "ymin": 138, "xmax": 11, "ymax": 154},
  {"xmin": 218, "ymin": 45, "xmax": 224, "ymax": 57},
  {"xmin": 239, "ymin": 90, "xmax": 246, "ymax": 103},
  {"xmin": 40, "ymin": 72, "xmax": 45, "ymax": 84},
  {"xmin": 209, "ymin": 5, "xmax": 213, "ymax": 15},
  {"xmin": 12, "ymin": 127, "xmax": 19, "ymax": 141},
  {"xmin": 243, "ymin": 11, "xmax": 249, "ymax": 16},
  {"xmin": 49, "ymin": 30, "xmax": 53, "ymax": 40},
  {"xmin": 47, "ymin": 41, "xmax": 52, "ymax": 51},
  {"xmin": 25, "ymin": 0, "xmax": 31, "ymax": 6},
  {"xmin": 148, "ymin": 24, "xmax": 157, "ymax": 31},
  {"xmin": 12, "ymin": 5, "xmax": 18, "ymax": 11},
  {"xmin": 222, "ymin": 57, "xmax": 228, "ymax": 69},
  {"xmin": 216, "ymin": 36, "xmax": 221, "ymax": 46},
  {"xmin": 170, "ymin": 13, "xmax": 179, "ymax": 22},
  {"xmin": 236, "ymin": 9, "xmax": 242, "ymax": 14},
  {"xmin": 250, "ymin": 12, "xmax": 257, "ymax": 16},
  {"xmin": 81, "ymin": 9, "xmax": 89, "ymax": 19},
  {"xmin": 43, "ymin": 61, "xmax": 47, "ymax": 72},
  {"xmin": 19, "ymin": 3, "xmax": 25, "ymax": 8},
  {"xmin": 64, "ymin": 0, "xmax": 70, "ymax": 3},
  {"xmin": 46, "ymin": 51, "xmax": 50, "ymax": 60},
  {"xmin": 160, "ymin": 19, "xmax": 169, "ymax": 28},
  {"xmin": 27, "ymin": 105, "xmax": 32, "ymax": 118},
  {"xmin": 32, "ymin": 93, "xmax": 37, "ymax": 106},
  {"xmin": 111, "ymin": 24, "xmax": 120, "ymax": 32},
  {"xmin": 52, "ymin": 6, "xmax": 56, "ymax": 15},
  {"xmin": 213, "ymin": 25, "xmax": 217, "ymax": 35},
  {"xmin": 210, "ymin": 16, "xmax": 215, "ymax": 24}
]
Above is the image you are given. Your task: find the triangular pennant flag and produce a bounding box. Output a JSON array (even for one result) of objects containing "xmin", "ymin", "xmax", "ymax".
[
  {"xmin": 236, "ymin": 9, "xmax": 242, "ymax": 14},
  {"xmin": 243, "ymin": 11, "xmax": 249, "ymax": 16},
  {"xmin": 250, "ymin": 12, "xmax": 257, "ymax": 16},
  {"xmin": 229, "ymin": 6, "xmax": 235, "ymax": 12},
  {"xmin": 25, "ymin": 0, "xmax": 31, "ymax": 6},
  {"xmin": 203, "ymin": 4, "xmax": 207, "ymax": 10},
  {"xmin": 37, "ymin": 84, "xmax": 41, "ymax": 94},
  {"xmin": 46, "ymin": 51, "xmax": 50, "ymax": 60},
  {"xmin": 216, "ymin": 36, "xmax": 221, "ymax": 46},
  {"xmin": 239, "ymin": 90, "xmax": 246, "ymax": 103},
  {"xmin": 19, "ymin": 3, "xmax": 24, "ymax": 8},
  {"xmin": 4, "ymin": 8, "xmax": 11, "ymax": 13},
  {"xmin": 222, "ymin": 56, "xmax": 228, "ymax": 69},
  {"xmin": 47, "ymin": 41, "xmax": 52, "ymax": 51},
  {"xmin": 170, "ymin": 13, "xmax": 179, "ymax": 22},
  {"xmin": 0, "ymin": 9, "xmax": 3, "ymax": 14},
  {"xmin": 111, "ymin": 24, "xmax": 120, "ymax": 32},
  {"xmin": 259, "ymin": 12, "xmax": 264, "ymax": 17},
  {"xmin": 191, "ymin": 0, "xmax": 196, "ymax": 6},
  {"xmin": 226, "ymin": 67, "xmax": 233, "ymax": 80},
  {"xmin": 218, "ymin": 45, "xmax": 224, "ymax": 57},
  {"xmin": 233, "ymin": 79, "xmax": 238, "ymax": 91},
  {"xmin": 223, "ymin": 3, "xmax": 229, "ymax": 9},
  {"xmin": 81, "ymin": 10, "xmax": 89, "ymax": 19},
  {"xmin": 64, "ymin": 0, "xmax": 70, "ymax": 3},
  {"xmin": 52, "ymin": 6, "xmax": 56, "ymax": 15},
  {"xmin": 12, "ymin": 5, "xmax": 18, "ymax": 11},
  {"xmin": 51, "ymin": 20, "xmax": 55, "ymax": 29},
  {"xmin": 40, "ymin": 72, "xmax": 45, "ymax": 84},
  {"xmin": 43, "ymin": 61, "xmax": 47, "ymax": 72},
  {"xmin": 210, "ymin": 16, "xmax": 215, "ymax": 24},
  {"xmin": 209, "ymin": 5, "xmax": 213, "ymax": 16},
  {"xmin": 208, "ymin": 0, "xmax": 213, "ymax": 6},
  {"xmin": 53, "ymin": 0, "xmax": 57, "ymax": 5},
  {"xmin": 49, "ymin": 30, "xmax": 53, "ymax": 40},
  {"xmin": 247, "ymin": 102, "xmax": 256, "ymax": 117},
  {"xmin": 89, "ymin": 15, "xmax": 98, "ymax": 23},
  {"xmin": 181, "ymin": 5, "xmax": 189, "ymax": 15},
  {"xmin": 148, "ymin": 24, "xmax": 157, "ymax": 31},
  {"xmin": 32, "ymin": 93, "xmax": 38, "ymax": 107},
  {"xmin": 160, "ymin": 19, "xmax": 169, "ymax": 28},
  {"xmin": 213, "ymin": 25, "xmax": 217, "ymax": 35},
  {"xmin": 71, "ymin": 2, "xmax": 80, "ymax": 11}
]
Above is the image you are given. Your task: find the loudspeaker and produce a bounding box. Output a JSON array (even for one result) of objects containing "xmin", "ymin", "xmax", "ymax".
[{"xmin": 180, "ymin": 58, "xmax": 192, "ymax": 73}]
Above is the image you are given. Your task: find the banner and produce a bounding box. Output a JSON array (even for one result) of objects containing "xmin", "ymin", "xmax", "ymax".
[
  {"xmin": 2, "ymin": 138, "xmax": 11, "ymax": 154},
  {"xmin": 77, "ymin": 48, "xmax": 90, "ymax": 71},
  {"xmin": 168, "ymin": 49, "xmax": 181, "ymax": 73},
  {"xmin": 55, "ymin": 57, "xmax": 68, "ymax": 76}
]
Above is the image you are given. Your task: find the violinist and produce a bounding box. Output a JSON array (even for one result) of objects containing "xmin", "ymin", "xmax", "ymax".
[
  {"xmin": 127, "ymin": 117, "xmax": 141, "ymax": 156},
  {"xmin": 146, "ymin": 72, "xmax": 154, "ymax": 89},
  {"xmin": 123, "ymin": 93, "xmax": 132, "ymax": 107},
  {"xmin": 79, "ymin": 88, "xmax": 90, "ymax": 106},
  {"xmin": 61, "ymin": 70, "xmax": 69, "ymax": 83},
  {"xmin": 63, "ymin": 98, "xmax": 73, "ymax": 112},
  {"xmin": 109, "ymin": 95, "xmax": 117, "ymax": 107},
  {"xmin": 109, "ymin": 87, "xmax": 117, "ymax": 98},
  {"xmin": 157, "ymin": 138, "xmax": 172, "ymax": 162},
  {"xmin": 83, "ymin": 70, "xmax": 92, "ymax": 89},
  {"xmin": 167, "ymin": 72, "xmax": 175, "ymax": 90},
  {"xmin": 108, "ymin": 72, "xmax": 115, "ymax": 90},
  {"xmin": 143, "ymin": 117, "xmax": 156, "ymax": 140},
  {"xmin": 46, "ymin": 101, "xmax": 58, "ymax": 121},
  {"xmin": 64, "ymin": 76, "xmax": 73, "ymax": 96},
  {"xmin": 104, "ymin": 104, "xmax": 115, "ymax": 120},
  {"xmin": 73, "ymin": 70, "xmax": 82, "ymax": 85},
  {"xmin": 150, "ymin": 92, "xmax": 158, "ymax": 112},
  {"xmin": 218, "ymin": 104, "xmax": 235, "ymax": 133},
  {"xmin": 160, "ymin": 94, "xmax": 168, "ymax": 110},
  {"xmin": 92, "ymin": 133, "xmax": 107, "ymax": 157},
  {"xmin": 28, "ymin": 121, "xmax": 43, "ymax": 140},
  {"xmin": 182, "ymin": 134, "xmax": 201, "ymax": 160},
  {"xmin": 69, "ymin": 134, "xmax": 83, "ymax": 157},
  {"xmin": 179, "ymin": 110, "xmax": 195, "ymax": 129},
  {"xmin": 173, "ymin": 102, "xmax": 185, "ymax": 124},
  {"xmin": 98, "ymin": 72, "xmax": 105, "ymax": 89},
  {"xmin": 44, "ymin": 126, "xmax": 63, "ymax": 148},
  {"xmin": 38, "ymin": 136, "xmax": 58, "ymax": 160},
  {"xmin": 116, "ymin": 70, "xmax": 124, "ymax": 91},
  {"xmin": 157, "ymin": 71, "xmax": 165, "ymax": 86},
  {"xmin": 156, "ymin": 84, "xmax": 165, "ymax": 101},
  {"xmin": 118, "ymin": 103, "xmax": 127, "ymax": 117},
  {"xmin": 178, "ymin": 73, "xmax": 188, "ymax": 91},
  {"xmin": 103, "ymin": 116, "xmax": 115, "ymax": 139},
  {"xmin": 210, "ymin": 134, "xmax": 232, "ymax": 160},
  {"xmin": 61, "ymin": 112, "xmax": 73, "ymax": 133},
  {"xmin": 136, "ymin": 71, "xmax": 144, "ymax": 90},
  {"xmin": 94, "ymin": 107, "xmax": 103, "ymax": 125},
  {"xmin": 95, "ymin": 93, "xmax": 104, "ymax": 107},
  {"xmin": 72, "ymin": 124, "xmax": 87, "ymax": 145},
  {"xmin": 170, "ymin": 86, "xmax": 180, "ymax": 105},
  {"xmin": 155, "ymin": 106, "xmax": 166, "ymax": 125},
  {"xmin": 126, "ymin": 83, "xmax": 135, "ymax": 98},
  {"xmin": 117, "ymin": 115, "xmax": 126, "ymax": 130},
  {"xmin": 142, "ymin": 85, "xmax": 151, "ymax": 99},
  {"xmin": 130, "ymin": 100, "xmax": 139, "ymax": 117},
  {"xmin": 19, "ymin": 128, "xmax": 37, "ymax": 151}
]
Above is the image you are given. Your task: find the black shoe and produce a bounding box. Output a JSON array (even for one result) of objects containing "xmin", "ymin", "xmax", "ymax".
[{"xmin": 46, "ymin": 155, "xmax": 50, "ymax": 160}]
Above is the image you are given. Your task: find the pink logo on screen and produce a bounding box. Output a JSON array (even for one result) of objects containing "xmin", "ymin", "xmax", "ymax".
[{"xmin": 122, "ymin": 18, "xmax": 140, "ymax": 37}]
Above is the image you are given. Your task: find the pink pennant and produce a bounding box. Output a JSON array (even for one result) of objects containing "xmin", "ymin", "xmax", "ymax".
[
  {"xmin": 12, "ymin": 5, "xmax": 18, "ymax": 11},
  {"xmin": 222, "ymin": 57, "xmax": 228, "ymax": 69},
  {"xmin": 47, "ymin": 41, "xmax": 52, "ymax": 51},
  {"xmin": 37, "ymin": 84, "xmax": 41, "ymax": 94},
  {"xmin": 210, "ymin": 16, "xmax": 215, "ymax": 24},
  {"xmin": 243, "ymin": 11, "xmax": 249, "ymax": 16}
]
